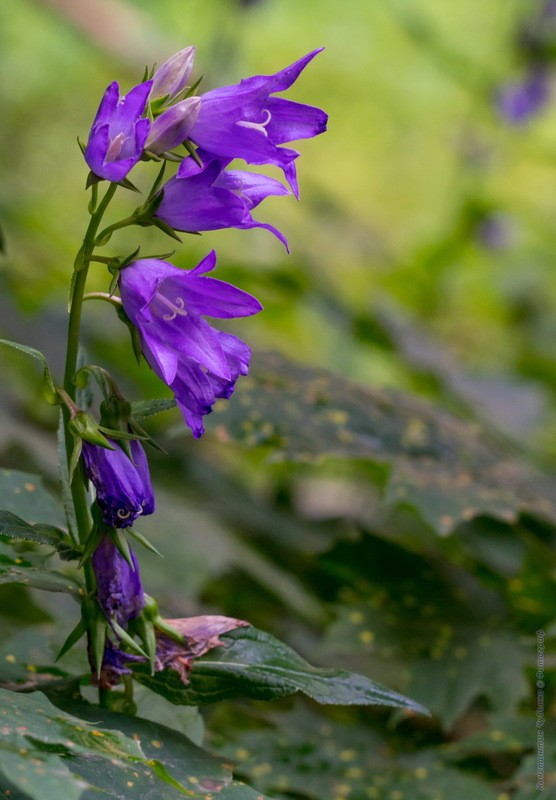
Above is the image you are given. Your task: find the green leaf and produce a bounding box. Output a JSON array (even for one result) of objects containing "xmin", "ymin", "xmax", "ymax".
[
  {"xmin": 0, "ymin": 340, "xmax": 57, "ymax": 401},
  {"xmin": 0, "ymin": 546, "xmax": 81, "ymax": 597},
  {"xmin": 135, "ymin": 626, "xmax": 428, "ymax": 714},
  {"xmin": 41, "ymin": 697, "xmax": 276, "ymax": 800},
  {"xmin": 408, "ymin": 629, "xmax": 530, "ymax": 730},
  {"xmin": 0, "ymin": 511, "xmax": 80, "ymax": 561},
  {"xmin": 211, "ymin": 705, "xmax": 500, "ymax": 800},
  {"xmin": 131, "ymin": 397, "xmax": 177, "ymax": 419},
  {"xmin": 0, "ymin": 469, "xmax": 65, "ymax": 528},
  {"xmin": 207, "ymin": 352, "xmax": 556, "ymax": 535}
]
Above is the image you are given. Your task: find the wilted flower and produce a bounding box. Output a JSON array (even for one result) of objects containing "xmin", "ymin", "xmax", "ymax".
[
  {"xmin": 119, "ymin": 253, "xmax": 262, "ymax": 437},
  {"xmin": 85, "ymin": 81, "xmax": 152, "ymax": 182},
  {"xmin": 91, "ymin": 534, "xmax": 145, "ymax": 627},
  {"xmin": 145, "ymin": 96, "xmax": 201, "ymax": 154},
  {"xmin": 81, "ymin": 438, "xmax": 155, "ymax": 527},
  {"xmin": 154, "ymin": 150, "xmax": 290, "ymax": 248},
  {"xmin": 189, "ymin": 48, "xmax": 328, "ymax": 196},
  {"xmin": 150, "ymin": 46, "xmax": 196, "ymax": 102},
  {"xmin": 154, "ymin": 615, "xmax": 248, "ymax": 683}
]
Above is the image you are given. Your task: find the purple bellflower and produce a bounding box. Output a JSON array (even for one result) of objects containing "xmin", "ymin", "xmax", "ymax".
[
  {"xmin": 92, "ymin": 534, "xmax": 145, "ymax": 627},
  {"xmin": 497, "ymin": 68, "xmax": 550, "ymax": 124},
  {"xmin": 81, "ymin": 438, "xmax": 155, "ymax": 528},
  {"xmin": 189, "ymin": 48, "xmax": 328, "ymax": 197},
  {"xmin": 85, "ymin": 80, "xmax": 152, "ymax": 182},
  {"xmin": 119, "ymin": 253, "xmax": 262, "ymax": 437},
  {"xmin": 155, "ymin": 150, "xmax": 290, "ymax": 249},
  {"xmin": 145, "ymin": 96, "xmax": 201, "ymax": 155},
  {"xmin": 150, "ymin": 46, "xmax": 196, "ymax": 103}
]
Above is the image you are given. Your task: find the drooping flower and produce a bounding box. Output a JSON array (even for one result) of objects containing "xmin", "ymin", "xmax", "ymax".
[
  {"xmin": 145, "ymin": 96, "xmax": 201, "ymax": 154},
  {"xmin": 154, "ymin": 150, "xmax": 290, "ymax": 249},
  {"xmin": 85, "ymin": 81, "xmax": 152, "ymax": 182},
  {"xmin": 81, "ymin": 438, "xmax": 155, "ymax": 528},
  {"xmin": 119, "ymin": 253, "xmax": 262, "ymax": 437},
  {"xmin": 189, "ymin": 49, "xmax": 328, "ymax": 196},
  {"xmin": 150, "ymin": 46, "xmax": 196, "ymax": 103},
  {"xmin": 91, "ymin": 534, "xmax": 145, "ymax": 627}
]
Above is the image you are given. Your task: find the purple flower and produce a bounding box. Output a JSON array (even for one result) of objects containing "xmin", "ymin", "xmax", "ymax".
[
  {"xmin": 119, "ymin": 253, "xmax": 262, "ymax": 437},
  {"xmin": 497, "ymin": 68, "xmax": 549, "ymax": 124},
  {"xmin": 189, "ymin": 49, "xmax": 328, "ymax": 196},
  {"xmin": 91, "ymin": 534, "xmax": 145, "ymax": 627},
  {"xmin": 150, "ymin": 46, "xmax": 196, "ymax": 103},
  {"xmin": 145, "ymin": 97, "xmax": 201, "ymax": 155},
  {"xmin": 154, "ymin": 150, "xmax": 290, "ymax": 249},
  {"xmin": 85, "ymin": 81, "xmax": 152, "ymax": 182},
  {"xmin": 81, "ymin": 438, "xmax": 155, "ymax": 528},
  {"xmin": 97, "ymin": 640, "xmax": 144, "ymax": 689}
]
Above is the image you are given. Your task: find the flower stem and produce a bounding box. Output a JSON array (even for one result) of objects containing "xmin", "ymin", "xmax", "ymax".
[{"xmin": 63, "ymin": 182, "xmax": 118, "ymax": 567}]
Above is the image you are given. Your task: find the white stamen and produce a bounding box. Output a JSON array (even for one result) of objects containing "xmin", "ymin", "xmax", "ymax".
[
  {"xmin": 117, "ymin": 508, "xmax": 132, "ymax": 519},
  {"xmin": 236, "ymin": 108, "xmax": 272, "ymax": 137}
]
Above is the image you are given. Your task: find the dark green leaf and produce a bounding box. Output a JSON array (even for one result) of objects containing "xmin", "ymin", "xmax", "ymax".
[
  {"xmin": 207, "ymin": 352, "xmax": 556, "ymax": 535},
  {"xmin": 135, "ymin": 626, "xmax": 428, "ymax": 714},
  {"xmin": 0, "ymin": 511, "xmax": 79, "ymax": 560}
]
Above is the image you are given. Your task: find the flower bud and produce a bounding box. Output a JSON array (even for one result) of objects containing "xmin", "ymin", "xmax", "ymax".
[
  {"xmin": 150, "ymin": 47, "xmax": 195, "ymax": 102},
  {"xmin": 145, "ymin": 97, "xmax": 201, "ymax": 154}
]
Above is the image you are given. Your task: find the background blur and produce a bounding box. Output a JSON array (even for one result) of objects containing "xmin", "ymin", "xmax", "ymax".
[{"xmin": 1, "ymin": 1, "xmax": 555, "ymax": 798}]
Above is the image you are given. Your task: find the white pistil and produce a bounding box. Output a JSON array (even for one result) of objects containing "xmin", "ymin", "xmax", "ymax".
[
  {"xmin": 105, "ymin": 131, "xmax": 127, "ymax": 161},
  {"xmin": 156, "ymin": 293, "xmax": 188, "ymax": 321},
  {"xmin": 236, "ymin": 108, "xmax": 272, "ymax": 137}
]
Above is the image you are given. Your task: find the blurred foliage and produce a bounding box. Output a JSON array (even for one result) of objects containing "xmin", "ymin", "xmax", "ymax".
[{"xmin": 1, "ymin": 0, "xmax": 556, "ymax": 798}]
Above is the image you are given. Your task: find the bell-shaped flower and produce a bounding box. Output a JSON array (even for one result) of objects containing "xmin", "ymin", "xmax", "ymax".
[
  {"xmin": 154, "ymin": 150, "xmax": 290, "ymax": 249},
  {"xmin": 81, "ymin": 438, "xmax": 155, "ymax": 528},
  {"xmin": 150, "ymin": 46, "xmax": 196, "ymax": 103},
  {"xmin": 91, "ymin": 534, "xmax": 145, "ymax": 627},
  {"xmin": 85, "ymin": 80, "xmax": 152, "ymax": 182},
  {"xmin": 145, "ymin": 97, "xmax": 201, "ymax": 155},
  {"xmin": 119, "ymin": 253, "xmax": 262, "ymax": 437},
  {"xmin": 189, "ymin": 49, "xmax": 327, "ymax": 196}
]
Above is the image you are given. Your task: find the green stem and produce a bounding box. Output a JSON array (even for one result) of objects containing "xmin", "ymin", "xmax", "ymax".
[
  {"xmin": 95, "ymin": 213, "xmax": 138, "ymax": 245},
  {"xmin": 62, "ymin": 181, "xmax": 118, "ymax": 573}
]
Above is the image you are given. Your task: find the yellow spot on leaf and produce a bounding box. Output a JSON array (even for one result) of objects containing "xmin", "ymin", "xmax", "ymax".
[
  {"xmin": 5, "ymin": 655, "xmax": 16, "ymax": 663},
  {"xmin": 359, "ymin": 630, "xmax": 374, "ymax": 644},
  {"xmin": 24, "ymin": 483, "xmax": 36, "ymax": 492},
  {"xmin": 339, "ymin": 749, "xmax": 357, "ymax": 762}
]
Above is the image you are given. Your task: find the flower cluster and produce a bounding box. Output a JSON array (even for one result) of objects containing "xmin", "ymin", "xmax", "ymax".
[{"xmin": 77, "ymin": 44, "xmax": 326, "ymax": 682}]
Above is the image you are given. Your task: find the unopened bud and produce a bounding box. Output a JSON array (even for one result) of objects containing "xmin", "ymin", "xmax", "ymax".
[
  {"xmin": 145, "ymin": 97, "xmax": 201, "ymax": 154},
  {"xmin": 150, "ymin": 46, "xmax": 195, "ymax": 102}
]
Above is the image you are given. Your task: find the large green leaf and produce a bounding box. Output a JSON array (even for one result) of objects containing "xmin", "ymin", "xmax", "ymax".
[
  {"xmin": 204, "ymin": 352, "xmax": 556, "ymax": 534},
  {"xmin": 210, "ymin": 705, "xmax": 500, "ymax": 800},
  {"xmin": 0, "ymin": 688, "xmax": 275, "ymax": 800},
  {"xmin": 135, "ymin": 625, "xmax": 428, "ymax": 714},
  {"xmin": 0, "ymin": 469, "xmax": 65, "ymax": 528}
]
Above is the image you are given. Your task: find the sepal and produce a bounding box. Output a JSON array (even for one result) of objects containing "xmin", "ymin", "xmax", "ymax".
[{"xmin": 69, "ymin": 412, "xmax": 115, "ymax": 449}]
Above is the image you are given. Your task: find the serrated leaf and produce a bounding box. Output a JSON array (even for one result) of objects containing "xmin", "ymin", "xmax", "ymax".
[
  {"xmin": 207, "ymin": 352, "xmax": 556, "ymax": 535},
  {"xmin": 0, "ymin": 511, "xmax": 79, "ymax": 560},
  {"xmin": 0, "ymin": 469, "xmax": 65, "ymax": 528},
  {"xmin": 135, "ymin": 626, "xmax": 428, "ymax": 714},
  {"xmin": 131, "ymin": 397, "xmax": 176, "ymax": 420}
]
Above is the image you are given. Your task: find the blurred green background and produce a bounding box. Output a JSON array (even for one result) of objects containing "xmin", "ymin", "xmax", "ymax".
[{"xmin": 1, "ymin": 1, "xmax": 555, "ymax": 798}]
